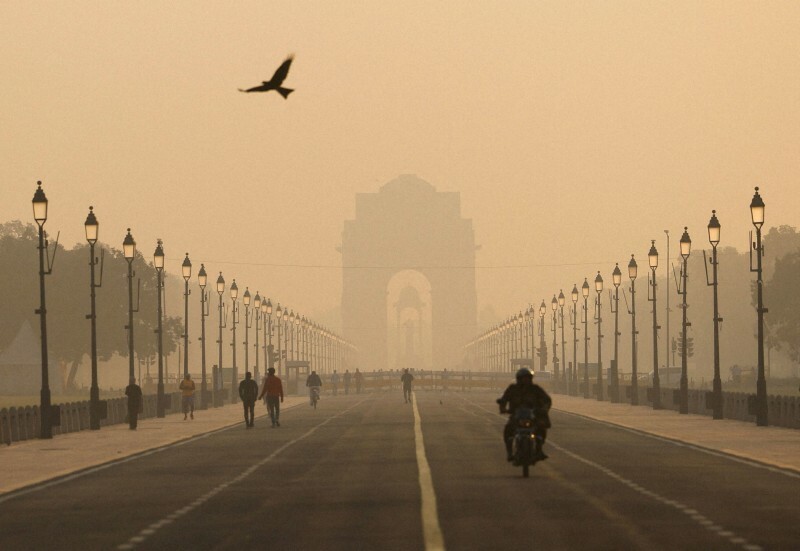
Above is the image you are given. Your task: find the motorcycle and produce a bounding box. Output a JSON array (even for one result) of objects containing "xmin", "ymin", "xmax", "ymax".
[{"xmin": 506, "ymin": 407, "xmax": 542, "ymax": 478}]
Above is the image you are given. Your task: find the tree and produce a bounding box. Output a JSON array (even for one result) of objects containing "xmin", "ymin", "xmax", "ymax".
[
  {"xmin": 0, "ymin": 222, "xmax": 183, "ymax": 391},
  {"xmin": 760, "ymin": 251, "xmax": 800, "ymax": 362}
]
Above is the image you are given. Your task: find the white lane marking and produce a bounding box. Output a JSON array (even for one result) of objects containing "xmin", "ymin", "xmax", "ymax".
[
  {"xmin": 412, "ymin": 393, "xmax": 446, "ymax": 551},
  {"xmin": 458, "ymin": 397, "xmax": 765, "ymax": 551},
  {"xmin": 554, "ymin": 409, "xmax": 800, "ymax": 479},
  {"xmin": 0, "ymin": 406, "xmax": 301, "ymax": 505},
  {"xmin": 117, "ymin": 400, "xmax": 365, "ymax": 550}
]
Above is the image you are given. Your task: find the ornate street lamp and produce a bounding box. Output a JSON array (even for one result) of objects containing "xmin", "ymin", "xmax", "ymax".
[
  {"xmin": 677, "ymin": 227, "xmax": 691, "ymax": 414},
  {"xmin": 609, "ymin": 264, "xmax": 622, "ymax": 403},
  {"xmin": 594, "ymin": 271, "xmax": 604, "ymax": 401},
  {"xmin": 750, "ymin": 188, "xmax": 768, "ymax": 426},
  {"xmin": 275, "ymin": 303, "xmax": 283, "ymax": 376},
  {"xmin": 253, "ymin": 292, "xmax": 261, "ymax": 383},
  {"xmin": 230, "ymin": 280, "xmax": 239, "ymax": 403},
  {"xmin": 628, "ymin": 255, "xmax": 639, "ymax": 405},
  {"xmin": 123, "ymin": 229, "xmax": 137, "ymax": 382},
  {"xmin": 288, "ymin": 311, "xmax": 296, "ymax": 360},
  {"xmin": 295, "ymin": 313, "xmax": 302, "ymax": 362},
  {"xmin": 243, "ymin": 287, "xmax": 251, "ymax": 378},
  {"xmin": 216, "ymin": 272, "xmax": 226, "ymax": 403},
  {"xmin": 648, "ymin": 240, "xmax": 661, "ymax": 409},
  {"xmin": 551, "ymin": 295, "xmax": 559, "ymax": 389},
  {"xmin": 85, "ymin": 207, "xmax": 103, "ymax": 429},
  {"xmin": 198, "ymin": 264, "xmax": 210, "ymax": 409},
  {"xmin": 581, "ymin": 279, "xmax": 590, "ymax": 398},
  {"xmin": 32, "ymin": 182, "xmax": 56, "ymax": 439},
  {"xmin": 282, "ymin": 308, "xmax": 289, "ymax": 372},
  {"xmin": 570, "ymin": 285, "xmax": 579, "ymax": 396},
  {"xmin": 182, "ymin": 253, "xmax": 192, "ymax": 378},
  {"xmin": 558, "ymin": 290, "xmax": 566, "ymax": 395},
  {"xmin": 538, "ymin": 300, "xmax": 546, "ymax": 374},
  {"xmin": 154, "ymin": 240, "xmax": 166, "ymax": 417},
  {"xmin": 702, "ymin": 211, "xmax": 723, "ymax": 419},
  {"xmin": 261, "ymin": 298, "xmax": 271, "ymax": 377}
]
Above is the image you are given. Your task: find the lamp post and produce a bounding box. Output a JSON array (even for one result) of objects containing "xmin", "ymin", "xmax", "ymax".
[
  {"xmin": 750, "ymin": 187, "xmax": 768, "ymax": 426},
  {"xmin": 558, "ymin": 290, "xmax": 566, "ymax": 395},
  {"xmin": 275, "ymin": 304, "xmax": 283, "ymax": 376},
  {"xmin": 677, "ymin": 228, "xmax": 691, "ymax": 414},
  {"xmin": 32, "ymin": 182, "xmax": 58, "ymax": 439},
  {"xmin": 594, "ymin": 271, "xmax": 604, "ymax": 401},
  {"xmin": 198, "ymin": 265, "xmax": 209, "ymax": 409},
  {"xmin": 243, "ymin": 288, "xmax": 251, "ymax": 377},
  {"xmin": 295, "ymin": 315, "xmax": 302, "ymax": 362},
  {"xmin": 230, "ymin": 280, "xmax": 239, "ymax": 403},
  {"xmin": 123, "ymin": 229, "xmax": 137, "ymax": 382},
  {"xmin": 628, "ymin": 255, "xmax": 639, "ymax": 405},
  {"xmin": 538, "ymin": 301, "xmax": 546, "ymax": 374},
  {"xmin": 253, "ymin": 292, "xmax": 261, "ymax": 383},
  {"xmin": 282, "ymin": 308, "xmax": 289, "ymax": 372},
  {"xmin": 263, "ymin": 299, "xmax": 272, "ymax": 377},
  {"xmin": 154, "ymin": 241, "xmax": 166, "ymax": 417},
  {"xmin": 551, "ymin": 295, "xmax": 559, "ymax": 390},
  {"xmin": 181, "ymin": 254, "xmax": 191, "ymax": 378},
  {"xmin": 610, "ymin": 264, "xmax": 622, "ymax": 403},
  {"xmin": 648, "ymin": 241, "xmax": 661, "ymax": 409},
  {"xmin": 704, "ymin": 211, "xmax": 723, "ymax": 419},
  {"xmin": 216, "ymin": 272, "xmax": 226, "ymax": 402},
  {"xmin": 571, "ymin": 285, "xmax": 579, "ymax": 396},
  {"xmin": 582, "ymin": 279, "xmax": 590, "ymax": 398},
  {"xmin": 288, "ymin": 311, "xmax": 296, "ymax": 360},
  {"xmin": 85, "ymin": 207, "xmax": 102, "ymax": 429}
]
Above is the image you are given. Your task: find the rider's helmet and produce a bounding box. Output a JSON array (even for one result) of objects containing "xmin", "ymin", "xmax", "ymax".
[{"xmin": 515, "ymin": 367, "xmax": 534, "ymax": 382}]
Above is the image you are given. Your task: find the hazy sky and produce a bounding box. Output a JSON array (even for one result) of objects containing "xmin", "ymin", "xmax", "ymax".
[{"xmin": 3, "ymin": 1, "xmax": 800, "ymax": 327}]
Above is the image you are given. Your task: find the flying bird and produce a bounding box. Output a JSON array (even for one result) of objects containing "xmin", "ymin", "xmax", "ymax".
[{"xmin": 238, "ymin": 55, "xmax": 295, "ymax": 99}]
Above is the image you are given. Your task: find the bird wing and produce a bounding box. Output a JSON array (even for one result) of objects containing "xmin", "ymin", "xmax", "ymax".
[{"xmin": 270, "ymin": 55, "xmax": 294, "ymax": 85}]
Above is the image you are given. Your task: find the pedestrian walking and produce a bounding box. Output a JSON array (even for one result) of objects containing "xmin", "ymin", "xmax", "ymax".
[
  {"xmin": 239, "ymin": 372, "xmax": 259, "ymax": 428},
  {"xmin": 258, "ymin": 367, "xmax": 284, "ymax": 427},
  {"xmin": 179, "ymin": 373, "xmax": 196, "ymax": 420},
  {"xmin": 401, "ymin": 368, "xmax": 414, "ymax": 403},
  {"xmin": 343, "ymin": 369, "xmax": 351, "ymax": 395},
  {"xmin": 331, "ymin": 370, "xmax": 340, "ymax": 396},
  {"xmin": 354, "ymin": 368, "xmax": 363, "ymax": 394},
  {"xmin": 125, "ymin": 377, "xmax": 143, "ymax": 430}
]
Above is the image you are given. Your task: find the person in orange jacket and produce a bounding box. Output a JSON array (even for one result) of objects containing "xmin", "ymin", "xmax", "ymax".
[{"xmin": 258, "ymin": 367, "xmax": 284, "ymax": 427}]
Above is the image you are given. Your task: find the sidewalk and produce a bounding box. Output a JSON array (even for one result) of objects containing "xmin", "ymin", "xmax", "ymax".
[
  {"xmin": 0, "ymin": 397, "xmax": 306, "ymax": 496},
  {"xmin": 553, "ymin": 394, "xmax": 800, "ymax": 474}
]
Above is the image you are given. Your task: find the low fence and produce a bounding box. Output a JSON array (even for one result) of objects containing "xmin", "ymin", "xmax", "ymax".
[
  {"xmin": 0, "ymin": 391, "xmax": 188, "ymax": 445},
  {"xmin": 546, "ymin": 380, "xmax": 800, "ymax": 429}
]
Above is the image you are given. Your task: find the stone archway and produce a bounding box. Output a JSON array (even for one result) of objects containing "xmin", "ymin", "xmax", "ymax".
[{"xmin": 341, "ymin": 175, "xmax": 477, "ymax": 370}]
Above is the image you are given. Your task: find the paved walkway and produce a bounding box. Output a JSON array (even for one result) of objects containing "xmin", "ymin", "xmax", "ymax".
[
  {"xmin": 0, "ymin": 398, "xmax": 306, "ymax": 495},
  {"xmin": 552, "ymin": 394, "xmax": 800, "ymax": 474}
]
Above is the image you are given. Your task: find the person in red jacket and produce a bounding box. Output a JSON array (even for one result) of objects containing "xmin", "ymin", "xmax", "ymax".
[{"xmin": 258, "ymin": 367, "xmax": 284, "ymax": 427}]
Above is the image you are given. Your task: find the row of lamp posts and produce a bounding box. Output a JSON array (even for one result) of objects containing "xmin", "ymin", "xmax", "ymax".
[
  {"xmin": 465, "ymin": 188, "xmax": 769, "ymax": 426},
  {"xmin": 30, "ymin": 181, "xmax": 356, "ymax": 438}
]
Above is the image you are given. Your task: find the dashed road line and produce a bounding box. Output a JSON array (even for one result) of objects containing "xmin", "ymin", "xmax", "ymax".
[
  {"xmin": 454, "ymin": 395, "xmax": 765, "ymax": 551},
  {"xmin": 117, "ymin": 400, "xmax": 366, "ymax": 550}
]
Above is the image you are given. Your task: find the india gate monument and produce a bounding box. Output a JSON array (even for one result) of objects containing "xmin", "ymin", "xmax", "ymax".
[{"xmin": 341, "ymin": 174, "xmax": 478, "ymax": 370}]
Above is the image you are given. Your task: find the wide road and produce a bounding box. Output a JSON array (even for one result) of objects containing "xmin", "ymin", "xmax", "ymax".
[{"xmin": 0, "ymin": 390, "xmax": 797, "ymax": 550}]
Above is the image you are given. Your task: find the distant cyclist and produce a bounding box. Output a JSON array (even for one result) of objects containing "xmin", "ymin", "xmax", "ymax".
[{"xmin": 306, "ymin": 370, "xmax": 322, "ymax": 406}]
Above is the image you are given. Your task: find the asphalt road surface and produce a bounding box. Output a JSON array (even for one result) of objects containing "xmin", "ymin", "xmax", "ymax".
[{"xmin": 0, "ymin": 390, "xmax": 797, "ymax": 550}]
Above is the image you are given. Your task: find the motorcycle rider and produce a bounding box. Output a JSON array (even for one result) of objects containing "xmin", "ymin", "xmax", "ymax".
[{"xmin": 497, "ymin": 368, "xmax": 552, "ymax": 461}]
